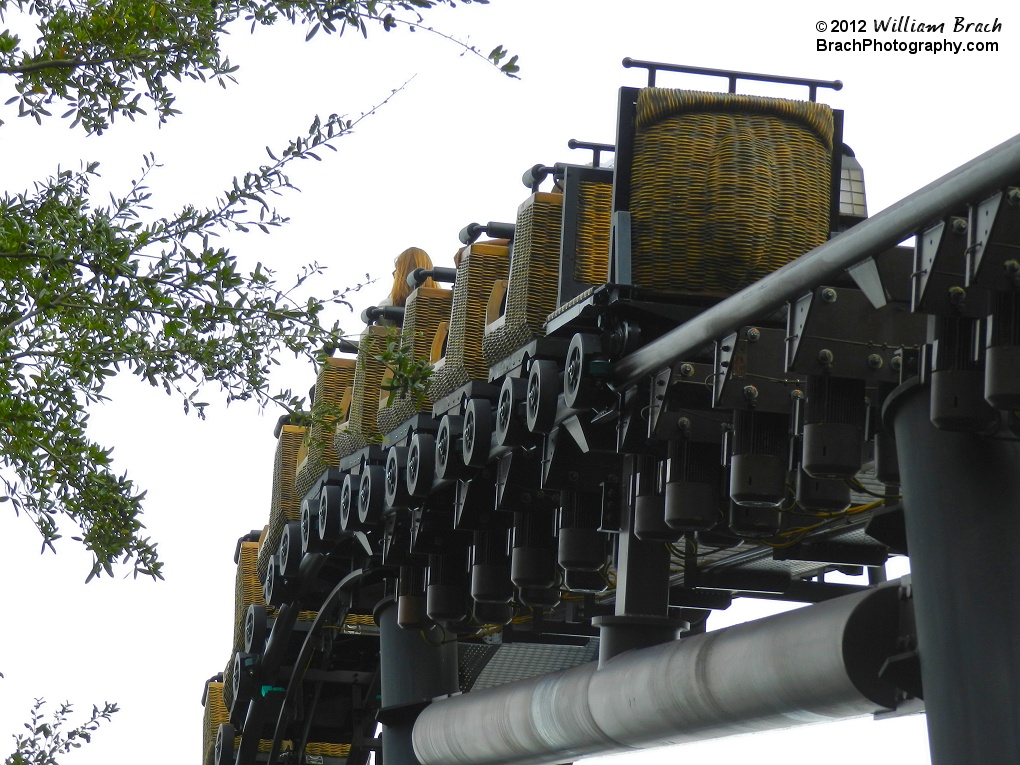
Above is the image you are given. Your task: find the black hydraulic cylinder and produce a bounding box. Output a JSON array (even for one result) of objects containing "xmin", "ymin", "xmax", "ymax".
[
  {"xmin": 471, "ymin": 530, "xmax": 513, "ymax": 604},
  {"xmin": 885, "ymin": 381, "xmax": 1020, "ymax": 764},
  {"xmin": 510, "ymin": 511, "xmax": 557, "ymax": 589},
  {"xmin": 377, "ymin": 598, "xmax": 459, "ymax": 765},
  {"xmin": 426, "ymin": 552, "xmax": 469, "ymax": 623}
]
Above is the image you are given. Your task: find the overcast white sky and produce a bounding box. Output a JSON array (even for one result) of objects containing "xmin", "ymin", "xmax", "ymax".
[{"xmin": 2, "ymin": 0, "xmax": 1016, "ymax": 762}]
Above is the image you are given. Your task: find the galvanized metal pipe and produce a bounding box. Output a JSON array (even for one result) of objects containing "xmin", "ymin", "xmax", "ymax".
[
  {"xmin": 612, "ymin": 132, "xmax": 1020, "ymax": 389},
  {"xmin": 412, "ymin": 585, "xmax": 900, "ymax": 765}
]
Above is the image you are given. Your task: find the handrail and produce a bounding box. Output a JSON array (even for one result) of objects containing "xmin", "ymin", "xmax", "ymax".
[
  {"xmin": 621, "ymin": 57, "xmax": 843, "ymax": 100},
  {"xmin": 566, "ymin": 138, "xmax": 615, "ymax": 168}
]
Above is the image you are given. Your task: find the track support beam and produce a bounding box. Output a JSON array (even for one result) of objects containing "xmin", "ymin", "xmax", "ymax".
[{"xmin": 885, "ymin": 381, "xmax": 1020, "ymax": 764}]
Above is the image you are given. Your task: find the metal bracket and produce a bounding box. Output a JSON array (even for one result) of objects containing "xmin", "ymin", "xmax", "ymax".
[
  {"xmin": 968, "ymin": 188, "xmax": 1020, "ymax": 289},
  {"xmin": 716, "ymin": 326, "xmax": 800, "ymax": 412},
  {"xmin": 609, "ymin": 210, "xmax": 632, "ymax": 286}
]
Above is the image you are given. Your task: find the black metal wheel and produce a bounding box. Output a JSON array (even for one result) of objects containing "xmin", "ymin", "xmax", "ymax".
[
  {"xmin": 526, "ymin": 360, "xmax": 560, "ymax": 433},
  {"xmin": 300, "ymin": 495, "xmax": 320, "ymax": 554},
  {"xmin": 243, "ymin": 603, "xmax": 267, "ymax": 653},
  {"xmin": 278, "ymin": 520, "xmax": 302, "ymax": 577},
  {"xmin": 463, "ymin": 398, "xmax": 494, "ymax": 467},
  {"xmin": 358, "ymin": 464, "xmax": 386, "ymax": 526},
  {"xmin": 407, "ymin": 432, "xmax": 436, "ymax": 497},
  {"xmin": 231, "ymin": 651, "xmax": 257, "ymax": 706},
  {"xmin": 319, "ymin": 482, "xmax": 344, "ymax": 541},
  {"xmin": 262, "ymin": 558, "xmax": 282, "ymax": 607},
  {"xmin": 564, "ymin": 332, "xmax": 603, "ymax": 409},
  {"xmin": 436, "ymin": 414, "xmax": 466, "ymax": 480},
  {"xmin": 384, "ymin": 446, "xmax": 410, "ymax": 509},
  {"xmin": 214, "ymin": 723, "xmax": 235, "ymax": 765},
  {"xmin": 339, "ymin": 473, "xmax": 357, "ymax": 532},
  {"xmin": 495, "ymin": 376, "xmax": 527, "ymax": 446}
]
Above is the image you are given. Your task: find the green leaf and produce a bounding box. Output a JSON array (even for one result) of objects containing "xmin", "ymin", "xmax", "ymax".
[{"xmin": 0, "ymin": 0, "xmax": 515, "ymax": 589}]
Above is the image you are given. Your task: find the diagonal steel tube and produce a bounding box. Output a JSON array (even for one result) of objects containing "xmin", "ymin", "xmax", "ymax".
[
  {"xmin": 612, "ymin": 132, "xmax": 1020, "ymax": 389},
  {"xmin": 412, "ymin": 585, "xmax": 902, "ymax": 765}
]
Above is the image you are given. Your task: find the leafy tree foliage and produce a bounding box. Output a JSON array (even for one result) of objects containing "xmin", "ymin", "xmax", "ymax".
[
  {"xmin": 1, "ymin": 0, "xmax": 515, "ymax": 581},
  {"xmin": 0, "ymin": 119, "xmax": 359, "ymax": 581},
  {"xmin": 0, "ymin": 0, "xmax": 518, "ymax": 135},
  {"xmin": 5, "ymin": 699, "xmax": 118, "ymax": 765},
  {"xmin": 377, "ymin": 333, "xmax": 434, "ymax": 411}
]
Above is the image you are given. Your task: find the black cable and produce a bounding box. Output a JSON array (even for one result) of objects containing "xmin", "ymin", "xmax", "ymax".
[{"xmin": 265, "ymin": 569, "xmax": 369, "ymax": 765}]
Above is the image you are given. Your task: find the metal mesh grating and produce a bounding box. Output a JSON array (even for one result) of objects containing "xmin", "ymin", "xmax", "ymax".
[
  {"xmin": 457, "ymin": 640, "xmax": 599, "ymax": 692},
  {"xmin": 458, "ymin": 643, "xmax": 501, "ymax": 692},
  {"xmin": 547, "ymin": 284, "xmax": 600, "ymax": 323}
]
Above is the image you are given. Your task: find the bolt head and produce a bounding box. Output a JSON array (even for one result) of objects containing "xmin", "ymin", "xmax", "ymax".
[
  {"xmin": 821, "ymin": 288, "xmax": 838, "ymax": 303},
  {"xmin": 679, "ymin": 362, "xmax": 695, "ymax": 378},
  {"xmin": 746, "ymin": 327, "xmax": 761, "ymax": 342},
  {"xmin": 818, "ymin": 349, "xmax": 834, "ymax": 365},
  {"xmin": 867, "ymin": 353, "xmax": 884, "ymax": 369},
  {"xmin": 742, "ymin": 385, "xmax": 759, "ymax": 400}
]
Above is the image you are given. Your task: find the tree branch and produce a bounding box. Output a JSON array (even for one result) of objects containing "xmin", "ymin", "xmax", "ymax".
[{"xmin": 0, "ymin": 55, "xmax": 146, "ymax": 76}]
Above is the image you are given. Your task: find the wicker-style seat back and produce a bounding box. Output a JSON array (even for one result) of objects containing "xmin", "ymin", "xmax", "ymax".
[
  {"xmin": 544, "ymin": 166, "xmax": 615, "ymax": 323},
  {"xmin": 628, "ymin": 88, "xmax": 833, "ymax": 295},
  {"xmin": 334, "ymin": 325, "xmax": 394, "ymax": 458},
  {"xmin": 204, "ymin": 680, "xmax": 282, "ymax": 759},
  {"xmin": 233, "ymin": 540, "xmax": 266, "ymax": 654},
  {"xmin": 377, "ymin": 286, "xmax": 453, "ymax": 435},
  {"xmin": 571, "ymin": 178, "xmax": 613, "ymax": 285},
  {"xmin": 256, "ymin": 425, "xmax": 305, "ymax": 582},
  {"xmin": 225, "ymin": 534, "xmax": 318, "ymax": 709},
  {"xmin": 306, "ymin": 743, "xmax": 354, "ymax": 758},
  {"xmin": 429, "ymin": 242, "xmax": 510, "ymax": 400},
  {"xmin": 295, "ymin": 357, "xmax": 356, "ymax": 498},
  {"xmin": 482, "ymin": 193, "xmax": 563, "ymax": 366},
  {"xmin": 203, "ymin": 681, "xmax": 234, "ymax": 765}
]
